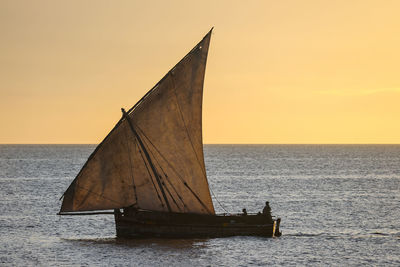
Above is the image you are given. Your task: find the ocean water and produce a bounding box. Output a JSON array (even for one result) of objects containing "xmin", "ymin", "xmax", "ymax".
[{"xmin": 0, "ymin": 144, "xmax": 399, "ymax": 266}]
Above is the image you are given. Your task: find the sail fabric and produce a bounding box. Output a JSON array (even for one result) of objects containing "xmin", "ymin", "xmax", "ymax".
[{"xmin": 60, "ymin": 30, "xmax": 215, "ymax": 215}]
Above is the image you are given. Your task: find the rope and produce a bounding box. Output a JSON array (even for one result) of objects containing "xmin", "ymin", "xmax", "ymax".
[
  {"xmin": 209, "ymin": 186, "xmax": 229, "ymax": 213},
  {"xmin": 135, "ymin": 124, "xmax": 213, "ymax": 215},
  {"xmin": 136, "ymin": 141, "xmax": 165, "ymax": 208},
  {"xmin": 145, "ymin": 138, "xmax": 187, "ymax": 211}
]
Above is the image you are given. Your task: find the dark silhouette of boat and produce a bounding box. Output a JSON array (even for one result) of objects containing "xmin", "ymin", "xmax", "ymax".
[{"xmin": 58, "ymin": 28, "xmax": 281, "ymax": 238}]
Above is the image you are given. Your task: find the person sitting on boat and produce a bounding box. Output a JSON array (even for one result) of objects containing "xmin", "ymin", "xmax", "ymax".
[
  {"xmin": 242, "ymin": 208, "xmax": 247, "ymax": 216},
  {"xmin": 262, "ymin": 201, "xmax": 273, "ymax": 222}
]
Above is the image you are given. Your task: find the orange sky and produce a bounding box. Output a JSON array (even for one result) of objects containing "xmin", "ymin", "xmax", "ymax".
[{"xmin": 1, "ymin": 0, "xmax": 399, "ymax": 144}]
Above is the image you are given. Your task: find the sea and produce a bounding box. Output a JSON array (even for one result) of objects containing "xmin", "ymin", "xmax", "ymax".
[{"xmin": 0, "ymin": 144, "xmax": 399, "ymax": 266}]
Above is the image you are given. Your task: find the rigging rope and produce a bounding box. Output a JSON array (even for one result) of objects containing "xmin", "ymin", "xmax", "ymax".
[
  {"xmin": 144, "ymin": 138, "xmax": 187, "ymax": 211},
  {"xmin": 135, "ymin": 124, "xmax": 213, "ymax": 214},
  {"xmin": 136, "ymin": 141, "xmax": 165, "ymax": 208},
  {"xmin": 209, "ymin": 186, "xmax": 229, "ymax": 213}
]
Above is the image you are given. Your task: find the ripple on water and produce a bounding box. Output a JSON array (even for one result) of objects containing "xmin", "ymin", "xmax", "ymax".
[{"xmin": 1, "ymin": 145, "xmax": 400, "ymax": 266}]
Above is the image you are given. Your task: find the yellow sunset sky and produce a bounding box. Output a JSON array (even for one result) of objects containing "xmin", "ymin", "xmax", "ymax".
[{"xmin": 1, "ymin": 0, "xmax": 399, "ymax": 144}]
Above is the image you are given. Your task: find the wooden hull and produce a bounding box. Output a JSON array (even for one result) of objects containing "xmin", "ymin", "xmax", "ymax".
[{"xmin": 114, "ymin": 209, "xmax": 281, "ymax": 238}]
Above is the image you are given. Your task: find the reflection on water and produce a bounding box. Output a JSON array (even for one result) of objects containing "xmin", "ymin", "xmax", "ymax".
[
  {"xmin": 1, "ymin": 145, "xmax": 400, "ymax": 266},
  {"xmin": 63, "ymin": 236, "xmax": 210, "ymax": 249}
]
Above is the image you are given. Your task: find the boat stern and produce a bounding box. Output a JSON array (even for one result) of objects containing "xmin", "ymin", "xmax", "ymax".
[{"xmin": 273, "ymin": 218, "xmax": 282, "ymax": 237}]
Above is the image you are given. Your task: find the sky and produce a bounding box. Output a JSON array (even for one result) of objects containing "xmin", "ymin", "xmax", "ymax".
[{"xmin": 1, "ymin": 0, "xmax": 399, "ymax": 144}]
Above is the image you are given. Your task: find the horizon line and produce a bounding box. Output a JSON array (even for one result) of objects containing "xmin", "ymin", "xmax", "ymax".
[{"xmin": 1, "ymin": 143, "xmax": 400, "ymax": 145}]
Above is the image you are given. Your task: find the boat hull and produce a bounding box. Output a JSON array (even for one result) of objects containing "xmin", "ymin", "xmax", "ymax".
[{"xmin": 114, "ymin": 209, "xmax": 281, "ymax": 238}]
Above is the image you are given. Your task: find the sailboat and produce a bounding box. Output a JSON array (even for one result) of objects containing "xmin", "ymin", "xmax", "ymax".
[{"xmin": 58, "ymin": 28, "xmax": 281, "ymax": 238}]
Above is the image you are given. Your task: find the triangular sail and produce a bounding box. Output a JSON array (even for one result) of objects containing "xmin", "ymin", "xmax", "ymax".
[{"xmin": 60, "ymin": 29, "xmax": 215, "ymax": 215}]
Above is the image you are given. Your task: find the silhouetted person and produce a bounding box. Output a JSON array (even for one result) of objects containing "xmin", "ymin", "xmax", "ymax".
[
  {"xmin": 242, "ymin": 208, "xmax": 247, "ymax": 216},
  {"xmin": 262, "ymin": 201, "xmax": 272, "ymax": 222}
]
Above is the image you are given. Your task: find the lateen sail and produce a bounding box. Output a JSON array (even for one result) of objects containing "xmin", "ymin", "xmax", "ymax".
[{"xmin": 60, "ymin": 29, "xmax": 215, "ymax": 215}]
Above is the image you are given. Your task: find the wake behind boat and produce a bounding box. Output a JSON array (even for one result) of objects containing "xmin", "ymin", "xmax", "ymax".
[{"xmin": 58, "ymin": 28, "xmax": 281, "ymax": 238}]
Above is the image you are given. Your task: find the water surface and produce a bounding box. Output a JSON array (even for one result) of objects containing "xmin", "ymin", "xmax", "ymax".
[{"xmin": 0, "ymin": 145, "xmax": 399, "ymax": 266}]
